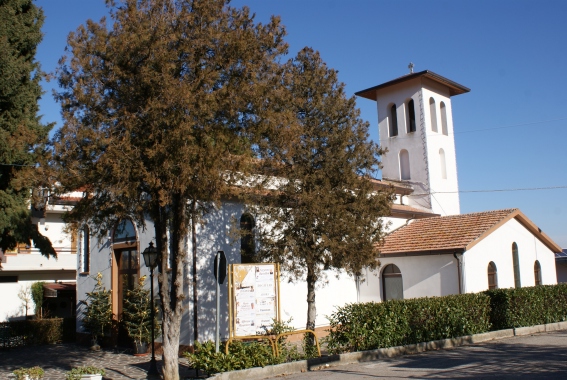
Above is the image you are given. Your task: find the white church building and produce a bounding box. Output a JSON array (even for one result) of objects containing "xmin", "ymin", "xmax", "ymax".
[
  {"xmin": 7, "ymin": 69, "xmax": 557, "ymax": 345},
  {"xmin": 355, "ymin": 69, "xmax": 561, "ymax": 302}
]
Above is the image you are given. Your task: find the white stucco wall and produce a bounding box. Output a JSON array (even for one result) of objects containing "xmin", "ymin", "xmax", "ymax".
[
  {"xmin": 463, "ymin": 218, "xmax": 557, "ymax": 293},
  {"xmin": 358, "ymin": 254, "xmax": 459, "ymax": 302},
  {"xmin": 374, "ymin": 76, "xmax": 461, "ymax": 216},
  {"xmin": 188, "ymin": 202, "xmax": 359, "ymax": 344}
]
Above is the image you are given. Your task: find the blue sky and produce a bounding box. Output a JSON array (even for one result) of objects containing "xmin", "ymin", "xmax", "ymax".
[{"xmin": 34, "ymin": 0, "xmax": 567, "ymax": 247}]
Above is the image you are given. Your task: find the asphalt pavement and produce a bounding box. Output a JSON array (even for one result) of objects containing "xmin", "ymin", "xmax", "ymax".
[{"xmin": 266, "ymin": 330, "xmax": 567, "ymax": 379}]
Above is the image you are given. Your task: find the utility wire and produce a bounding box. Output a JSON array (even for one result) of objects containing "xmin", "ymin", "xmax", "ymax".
[{"xmin": 411, "ymin": 185, "xmax": 567, "ymax": 196}]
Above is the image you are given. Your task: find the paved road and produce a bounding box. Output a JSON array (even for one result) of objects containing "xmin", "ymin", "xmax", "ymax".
[{"xmin": 267, "ymin": 330, "xmax": 567, "ymax": 379}]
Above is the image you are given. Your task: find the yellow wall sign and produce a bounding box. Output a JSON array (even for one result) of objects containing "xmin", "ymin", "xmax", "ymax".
[{"xmin": 228, "ymin": 263, "xmax": 280, "ymax": 338}]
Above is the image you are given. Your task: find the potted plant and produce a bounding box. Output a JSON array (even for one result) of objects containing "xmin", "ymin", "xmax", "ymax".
[
  {"xmin": 13, "ymin": 366, "xmax": 44, "ymax": 380},
  {"xmin": 122, "ymin": 276, "xmax": 160, "ymax": 355},
  {"xmin": 82, "ymin": 273, "xmax": 113, "ymax": 350},
  {"xmin": 65, "ymin": 366, "xmax": 105, "ymax": 380}
]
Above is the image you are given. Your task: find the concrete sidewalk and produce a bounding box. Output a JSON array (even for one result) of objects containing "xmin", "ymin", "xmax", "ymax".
[{"xmin": 0, "ymin": 344, "xmax": 197, "ymax": 380}]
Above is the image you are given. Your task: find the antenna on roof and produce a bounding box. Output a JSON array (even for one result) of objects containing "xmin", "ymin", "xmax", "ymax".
[{"xmin": 408, "ymin": 62, "xmax": 414, "ymax": 74}]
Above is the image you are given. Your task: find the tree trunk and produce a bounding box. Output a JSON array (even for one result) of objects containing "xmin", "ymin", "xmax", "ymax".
[
  {"xmin": 153, "ymin": 193, "xmax": 187, "ymax": 380},
  {"xmin": 306, "ymin": 264, "xmax": 317, "ymax": 331},
  {"xmin": 191, "ymin": 200, "xmax": 198, "ymax": 345}
]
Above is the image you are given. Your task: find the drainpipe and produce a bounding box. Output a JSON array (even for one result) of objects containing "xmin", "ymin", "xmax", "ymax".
[{"xmin": 453, "ymin": 251, "xmax": 464, "ymax": 294}]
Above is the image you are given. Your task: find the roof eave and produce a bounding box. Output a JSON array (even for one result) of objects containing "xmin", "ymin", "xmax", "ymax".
[
  {"xmin": 378, "ymin": 248, "xmax": 465, "ymax": 257},
  {"xmin": 355, "ymin": 70, "xmax": 470, "ymax": 101}
]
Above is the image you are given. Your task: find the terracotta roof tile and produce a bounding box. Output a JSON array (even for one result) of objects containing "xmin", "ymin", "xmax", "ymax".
[{"xmin": 379, "ymin": 209, "xmax": 518, "ymax": 254}]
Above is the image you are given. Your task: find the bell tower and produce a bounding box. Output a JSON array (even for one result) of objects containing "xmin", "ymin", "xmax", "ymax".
[{"xmin": 356, "ymin": 69, "xmax": 470, "ymax": 216}]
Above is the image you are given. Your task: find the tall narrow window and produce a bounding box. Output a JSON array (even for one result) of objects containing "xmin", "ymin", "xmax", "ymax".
[
  {"xmin": 112, "ymin": 219, "xmax": 138, "ymax": 323},
  {"xmin": 407, "ymin": 99, "xmax": 416, "ymax": 133},
  {"xmin": 389, "ymin": 104, "xmax": 398, "ymax": 137},
  {"xmin": 440, "ymin": 101, "xmax": 448, "ymax": 135},
  {"xmin": 512, "ymin": 242, "xmax": 521, "ymax": 288},
  {"xmin": 534, "ymin": 260, "xmax": 542, "ymax": 285},
  {"xmin": 439, "ymin": 148, "xmax": 447, "ymax": 179},
  {"xmin": 399, "ymin": 149, "xmax": 410, "ymax": 180},
  {"xmin": 240, "ymin": 213, "xmax": 256, "ymax": 263},
  {"xmin": 429, "ymin": 98, "xmax": 438, "ymax": 132},
  {"xmin": 382, "ymin": 264, "xmax": 403, "ymax": 301},
  {"xmin": 487, "ymin": 261, "xmax": 498, "ymax": 290},
  {"xmin": 82, "ymin": 225, "xmax": 90, "ymax": 273}
]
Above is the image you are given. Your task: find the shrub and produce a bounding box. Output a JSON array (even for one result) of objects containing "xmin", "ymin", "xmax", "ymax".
[
  {"xmin": 6, "ymin": 318, "xmax": 75, "ymax": 346},
  {"xmin": 187, "ymin": 340, "xmax": 276, "ymax": 375},
  {"xmin": 485, "ymin": 284, "xmax": 567, "ymax": 330},
  {"xmin": 325, "ymin": 293, "xmax": 491, "ymax": 354},
  {"xmin": 186, "ymin": 318, "xmax": 318, "ymax": 375},
  {"xmin": 407, "ymin": 293, "xmax": 491, "ymax": 344},
  {"xmin": 13, "ymin": 366, "xmax": 44, "ymax": 380},
  {"xmin": 31, "ymin": 282, "xmax": 45, "ymax": 318},
  {"xmin": 65, "ymin": 366, "xmax": 105, "ymax": 380},
  {"xmin": 325, "ymin": 299, "xmax": 411, "ymax": 353}
]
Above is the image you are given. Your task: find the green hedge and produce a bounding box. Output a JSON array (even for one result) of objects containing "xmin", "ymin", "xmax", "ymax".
[
  {"xmin": 325, "ymin": 293, "xmax": 491, "ymax": 354},
  {"xmin": 0, "ymin": 318, "xmax": 76, "ymax": 348},
  {"xmin": 485, "ymin": 284, "xmax": 567, "ymax": 330}
]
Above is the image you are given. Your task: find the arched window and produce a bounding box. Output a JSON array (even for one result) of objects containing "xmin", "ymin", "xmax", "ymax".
[
  {"xmin": 113, "ymin": 219, "xmax": 137, "ymax": 243},
  {"xmin": 439, "ymin": 148, "xmax": 447, "ymax": 179},
  {"xmin": 389, "ymin": 104, "xmax": 398, "ymax": 137},
  {"xmin": 399, "ymin": 149, "xmax": 410, "ymax": 180},
  {"xmin": 240, "ymin": 213, "xmax": 256, "ymax": 263},
  {"xmin": 534, "ymin": 260, "xmax": 542, "ymax": 285},
  {"xmin": 487, "ymin": 261, "xmax": 498, "ymax": 290},
  {"xmin": 81, "ymin": 225, "xmax": 90, "ymax": 273},
  {"xmin": 512, "ymin": 242, "xmax": 521, "ymax": 288},
  {"xmin": 407, "ymin": 99, "xmax": 416, "ymax": 133},
  {"xmin": 382, "ymin": 264, "xmax": 403, "ymax": 301},
  {"xmin": 440, "ymin": 101, "xmax": 448, "ymax": 136},
  {"xmin": 429, "ymin": 98, "xmax": 438, "ymax": 132}
]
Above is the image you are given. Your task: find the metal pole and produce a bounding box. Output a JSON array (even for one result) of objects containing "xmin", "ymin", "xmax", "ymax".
[
  {"xmin": 215, "ymin": 252, "xmax": 220, "ymax": 353},
  {"xmin": 148, "ymin": 267, "xmax": 159, "ymax": 375}
]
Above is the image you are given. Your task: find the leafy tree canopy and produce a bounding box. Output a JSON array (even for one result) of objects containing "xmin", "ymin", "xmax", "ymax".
[
  {"xmin": 250, "ymin": 47, "xmax": 394, "ymax": 330},
  {"xmin": 53, "ymin": 1, "xmax": 288, "ymax": 378},
  {"xmin": 0, "ymin": 0, "xmax": 54, "ymax": 257}
]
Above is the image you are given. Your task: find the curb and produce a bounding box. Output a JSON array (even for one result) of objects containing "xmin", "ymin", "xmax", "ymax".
[
  {"xmin": 206, "ymin": 322, "xmax": 567, "ymax": 380},
  {"xmin": 513, "ymin": 320, "xmax": 567, "ymax": 336}
]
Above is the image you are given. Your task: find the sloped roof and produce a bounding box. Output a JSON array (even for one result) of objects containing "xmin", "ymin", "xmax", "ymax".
[
  {"xmin": 355, "ymin": 70, "xmax": 470, "ymax": 101},
  {"xmin": 379, "ymin": 209, "xmax": 562, "ymax": 255}
]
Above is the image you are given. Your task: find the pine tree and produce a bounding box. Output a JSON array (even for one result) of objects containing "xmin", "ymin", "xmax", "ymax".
[
  {"xmin": 52, "ymin": 1, "xmax": 287, "ymax": 378},
  {"xmin": 251, "ymin": 47, "xmax": 393, "ymax": 333},
  {"xmin": 122, "ymin": 276, "xmax": 160, "ymax": 347},
  {"xmin": 0, "ymin": 0, "xmax": 54, "ymax": 257},
  {"xmin": 83, "ymin": 273, "xmax": 113, "ymax": 344}
]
